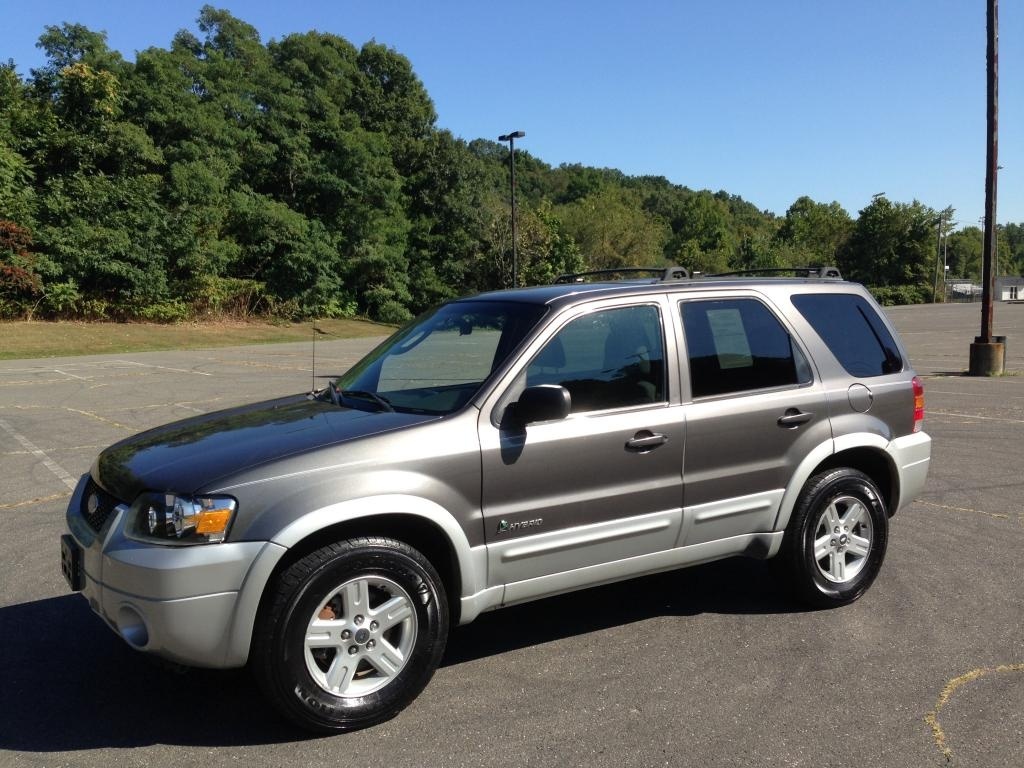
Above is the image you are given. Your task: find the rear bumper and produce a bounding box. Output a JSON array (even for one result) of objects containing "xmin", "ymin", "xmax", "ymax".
[
  {"xmin": 64, "ymin": 475, "xmax": 285, "ymax": 668},
  {"xmin": 888, "ymin": 431, "xmax": 931, "ymax": 514}
]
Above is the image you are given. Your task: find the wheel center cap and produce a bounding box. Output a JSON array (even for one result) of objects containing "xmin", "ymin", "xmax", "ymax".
[
  {"xmin": 838, "ymin": 534, "xmax": 849, "ymax": 546},
  {"xmin": 354, "ymin": 628, "xmax": 371, "ymax": 645}
]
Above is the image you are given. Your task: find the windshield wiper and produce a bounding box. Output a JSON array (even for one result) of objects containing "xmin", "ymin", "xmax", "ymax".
[
  {"xmin": 341, "ymin": 389, "xmax": 395, "ymax": 413},
  {"xmin": 309, "ymin": 383, "xmax": 342, "ymax": 406}
]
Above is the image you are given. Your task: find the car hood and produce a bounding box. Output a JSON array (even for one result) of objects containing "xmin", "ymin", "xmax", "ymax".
[{"xmin": 93, "ymin": 395, "xmax": 437, "ymax": 502}]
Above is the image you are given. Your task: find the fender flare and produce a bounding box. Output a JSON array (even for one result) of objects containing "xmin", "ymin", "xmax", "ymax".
[
  {"xmin": 271, "ymin": 494, "xmax": 486, "ymax": 595},
  {"xmin": 772, "ymin": 432, "xmax": 892, "ymax": 539},
  {"xmin": 223, "ymin": 494, "xmax": 486, "ymax": 666}
]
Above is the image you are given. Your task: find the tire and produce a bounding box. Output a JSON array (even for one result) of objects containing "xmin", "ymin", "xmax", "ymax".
[
  {"xmin": 781, "ymin": 468, "xmax": 888, "ymax": 608},
  {"xmin": 252, "ymin": 536, "xmax": 449, "ymax": 733}
]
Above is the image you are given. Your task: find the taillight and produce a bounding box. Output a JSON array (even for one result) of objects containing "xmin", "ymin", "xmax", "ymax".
[{"xmin": 912, "ymin": 376, "xmax": 925, "ymax": 432}]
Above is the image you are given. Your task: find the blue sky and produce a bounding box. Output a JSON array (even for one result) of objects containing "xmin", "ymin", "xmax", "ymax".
[{"xmin": 2, "ymin": 1, "xmax": 1021, "ymax": 227}]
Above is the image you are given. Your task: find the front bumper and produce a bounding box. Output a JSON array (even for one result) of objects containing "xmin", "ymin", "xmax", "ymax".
[{"xmin": 63, "ymin": 475, "xmax": 285, "ymax": 668}]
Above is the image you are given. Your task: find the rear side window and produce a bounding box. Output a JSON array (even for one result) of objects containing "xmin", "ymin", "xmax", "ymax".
[
  {"xmin": 791, "ymin": 294, "xmax": 903, "ymax": 377},
  {"xmin": 681, "ymin": 299, "xmax": 810, "ymax": 397}
]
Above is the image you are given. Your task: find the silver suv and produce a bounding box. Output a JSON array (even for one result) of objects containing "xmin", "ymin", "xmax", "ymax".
[{"xmin": 60, "ymin": 270, "xmax": 931, "ymax": 732}]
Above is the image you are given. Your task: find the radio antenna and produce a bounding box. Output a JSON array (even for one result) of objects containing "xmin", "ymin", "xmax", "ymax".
[{"xmin": 311, "ymin": 319, "xmax": 317, "ymax": 394}]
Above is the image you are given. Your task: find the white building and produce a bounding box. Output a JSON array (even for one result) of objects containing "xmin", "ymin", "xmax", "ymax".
[{"xmin": 996, "ymin": 276, "xmax": 1024, "ymax": 301}]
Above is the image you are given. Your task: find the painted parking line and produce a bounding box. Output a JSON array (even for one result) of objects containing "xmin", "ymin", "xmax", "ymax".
[
  {"xmin": 0, "ymin": 359, "xmax": 215, "ymax": 378},
  {"xmin": 53, "ymin": 368, "xmax": 90, "ymax": 381},
  {"xmin": 914, "ymin": 499, "xmax": 1022, "ymax": 525},
  {"xmin": 0, "ymin": 361, "xmax": 136, "ymax": 374},
  {"xmin": 1, "ymin": 402, "xmax": 212, "ymax": 423},
  {"xmin": 0, "ymin": 377, "xmax": 75, "ymax": 387},
  {"xmin": 2, "ymin": 444, "xmax": 106, "ymax": 457},
  {"xmin": 64, "ymin": 407, "xmax": 133, "ymax": 430},
  {"xmin": 131, "ymin": 397, "xmax": 222, "ymax": 412},
  {"xmin": 110, "ymin": 360, "xmax": 214, "ymax": 376},
  {"xmin": 926, "ymin": 409, "xmax": 1024, "ymax": 424},
  {"xmin": 925, "ymin": 663, "xmax": 1024, "ymax": 761},
  {"xmin": 0, "ymin": 418, "xmax": 78, "ymax": 490},
  {"xmin": 0, "ymin": 492, "xmax": 71, "ymax": 511}
]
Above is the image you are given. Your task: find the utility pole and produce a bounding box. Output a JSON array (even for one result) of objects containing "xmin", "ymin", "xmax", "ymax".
[
  {"xmin": 498, "ymin": 131, "xmax": 526, "ymax": 288},
  {"xmin": 969, "ymin": 0, "xmax": 1004, "ymax": 375}
]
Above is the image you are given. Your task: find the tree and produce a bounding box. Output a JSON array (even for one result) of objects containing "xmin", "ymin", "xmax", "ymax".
[
  {"xmin": 484, "ymin": 199, "xmax": 583, "ymax": 289},
  {"xmin": 403, "ymin": 130, "xmax": 490, "ymax": 309},
  {"xmin": 776, "ymin": 196, "xmax": 853, "ymax": 264},
  {"xmin": 0, "ymin": 220, "xmax": 42, "ymax": 317},
  {"xmin": 559, "ymin": 187, "xmax": 670, "ymax": 270},
  {"xmin": 663, "ymin": 191, "xmax": 734, "ymax": 273},
  {"xmin": 0, "ymin": 64, "xmax": 37, "ymax": 228},
  {"xmin": 2, "ymin": 9, "xmax": 808, "ymax": 322},
  {"xmin": 25, "ymin": 24, "xmax": 169, "ymax": 314},
  {"xmin": 946, "ymin": 227, "xmax": 983, "ymax": 280},
  {"xmin": 839, "ymin": 196, "xmax": 937, "ymax": 290},
  {"xmin": 998, "ymin": 223, "xmax": 1023, "ymax": 276},
  {"xmin": 353, "ymin": 42, "xmax": 436, "ymax": 153},
  {"xmin": 226, "ymin": 189, "xmax": 342, "ymax": 316}
]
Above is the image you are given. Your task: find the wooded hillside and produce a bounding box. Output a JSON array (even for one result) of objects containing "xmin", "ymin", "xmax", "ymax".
[{"xmin": 2, "ymin": 7, "xmax": 1022, "ymax": 322}]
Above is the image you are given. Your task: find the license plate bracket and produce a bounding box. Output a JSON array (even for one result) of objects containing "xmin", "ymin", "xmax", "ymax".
[{"xmin": 61, "ymin": 534, "xmax": 84, "ymax": 592}]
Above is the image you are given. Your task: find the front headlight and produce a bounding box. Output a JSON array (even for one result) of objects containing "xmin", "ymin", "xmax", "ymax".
[{"xmin": 127, "ymin": 493, "xmax": 237, "ymax": 545}]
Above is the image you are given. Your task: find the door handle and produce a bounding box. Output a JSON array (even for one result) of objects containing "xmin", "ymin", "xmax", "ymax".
[
  {"xmin": 625, "ymin": 431, "xmax": 668, "ymax": 452},
  {"xmin": 777, "ymin": 409, "xmax": 813, "ymax": 428}
]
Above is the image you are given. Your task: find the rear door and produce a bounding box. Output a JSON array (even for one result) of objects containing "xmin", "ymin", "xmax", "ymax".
[{"xmin": 676, "ymin": 294, "xmax": 833, "ymax": 545}]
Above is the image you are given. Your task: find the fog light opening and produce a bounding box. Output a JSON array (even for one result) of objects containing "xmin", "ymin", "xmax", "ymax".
[{"xmin": 116, "ymin": 605, "xmax": 150, "ymax": 648}]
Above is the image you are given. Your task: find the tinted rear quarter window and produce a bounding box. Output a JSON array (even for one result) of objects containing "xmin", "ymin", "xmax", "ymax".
[{"xmin": 791, "ymin": 293, "xmax": 903, "ymax": 377}]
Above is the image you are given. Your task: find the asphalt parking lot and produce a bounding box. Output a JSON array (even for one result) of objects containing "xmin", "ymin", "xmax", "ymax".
[{"xmin": 0, "ymin": 301, "xmax": 1022, "ymax": 768}]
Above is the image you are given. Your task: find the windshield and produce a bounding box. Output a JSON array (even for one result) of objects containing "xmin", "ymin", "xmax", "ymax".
[{"xmin": 335, "ymin": 300, "xmax": 548, "ymax": 415}]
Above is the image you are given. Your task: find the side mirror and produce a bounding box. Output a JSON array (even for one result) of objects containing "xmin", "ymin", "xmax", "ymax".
[{"xmin": 510, "ymin": 384, "xmax": 571, "ymax": 425}]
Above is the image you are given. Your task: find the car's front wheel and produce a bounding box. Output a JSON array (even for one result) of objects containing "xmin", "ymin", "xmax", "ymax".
[
  {"xmin": 781, "ymin": 468, "xmax": 888, "ymax": 608},
  {"xmin": 252, "ymin": 536, "xmax": 448, "ymax": 732}
]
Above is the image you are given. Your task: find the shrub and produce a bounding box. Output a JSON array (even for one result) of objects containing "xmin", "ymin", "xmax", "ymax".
[
  {"xmin": 187, "ymin": 276, "xmax": 269, "ymax": 318},
  {"xmin": 136, "ymin": 300, "xmax": 191, "ymax": 323},
  {"xmin": 868, "ymin": 284, "xmax": 930, "ymax": 306},
  {"xmin": 79, "ymin": 298, "xmax": 111, "ymax": 320},
  {"xmin": 42, "ymin": 279, "xmax": 82, "ymax": 316},
  {"xmin": 376, "ymin": 299, "xmax": 412, "ymax": 325},
  {"xmin": 316, "ymin": 297, "xmax": 358, "ymax": 319}
]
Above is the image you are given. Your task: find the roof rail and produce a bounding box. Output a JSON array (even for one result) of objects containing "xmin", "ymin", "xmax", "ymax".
[
  {"xmin": 553, "ymin": 266, "xmax": 690, "ymax": 284},
  {"xmin": 707, "ymin": 266, "xmax": 843, "ymax": 279}
]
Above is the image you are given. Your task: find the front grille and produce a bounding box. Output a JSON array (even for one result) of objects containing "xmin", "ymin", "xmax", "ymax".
[{"xmin": 81, "ymin": 478, "xmax": 123, "ymax": 533}]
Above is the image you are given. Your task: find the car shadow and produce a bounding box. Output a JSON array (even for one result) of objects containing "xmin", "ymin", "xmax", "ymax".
[
  {"xmin": 0, "ymin": 558, "xmax": 801, "ymax": 752},
  {"xmin": 443, "ymin": 557, "xmax": 803, "ymax": 666},
  {"xmin": 0, "ymin": 596, "xmax": 303, "ymax": 751}
]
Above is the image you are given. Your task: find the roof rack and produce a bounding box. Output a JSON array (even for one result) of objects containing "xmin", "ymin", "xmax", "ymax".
[
  {"xmin": 707, "ymin": 266, "xmax": 843, "ymax": 279},
  {"xmin": 551, "ymin": 265, "xmax": 842, "ymax": 285},
  {"xmin": 554, "ymin": 266, "xmax": 690, "ymax": 284}
]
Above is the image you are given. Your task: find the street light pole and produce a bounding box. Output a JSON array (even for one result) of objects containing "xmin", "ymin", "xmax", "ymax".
[
  {"xmin": 943, "ymin": 225, "xmax": 950, "ymax": 299},
  {"xmin": 498, "ymin": 131, "xmax": 525, "ymax": 288}
]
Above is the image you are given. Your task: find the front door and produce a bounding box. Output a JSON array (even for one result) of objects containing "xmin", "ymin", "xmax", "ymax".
[{"xmin": 478, "ymin": 301, "xmax": 685, "ymax": 593}]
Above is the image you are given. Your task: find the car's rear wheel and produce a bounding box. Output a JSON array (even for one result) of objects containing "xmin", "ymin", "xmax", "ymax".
[
  {"xmin": 781, "ymin": 468, "xmax": 888, "ymax": 608},
  {"xmin": 252, "ymin": 536, "xmax": 448, "ymax": 732}
]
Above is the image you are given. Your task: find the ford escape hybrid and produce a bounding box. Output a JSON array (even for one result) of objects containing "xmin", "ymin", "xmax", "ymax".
[{"xmin": 60, "ymin": 269, "xmax": 931, "ymax": 732}]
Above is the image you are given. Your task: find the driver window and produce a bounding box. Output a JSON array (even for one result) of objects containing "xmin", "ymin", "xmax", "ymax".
[{"xmin": 526, "ymin": 305, "xmax": 666, "ymax": 413}]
